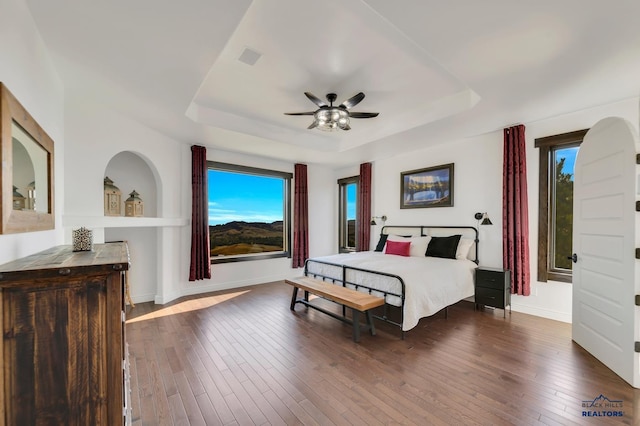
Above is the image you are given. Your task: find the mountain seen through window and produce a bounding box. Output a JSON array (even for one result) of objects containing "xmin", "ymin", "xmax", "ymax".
[{"xmin": 208, "ymin": 169, "xmax": 285, "ymax": 257}]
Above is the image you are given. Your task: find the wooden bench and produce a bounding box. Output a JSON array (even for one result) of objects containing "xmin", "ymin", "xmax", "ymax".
[{"xmin": 285, "ymin": 276, "xmax": 385, "ymax": 342}]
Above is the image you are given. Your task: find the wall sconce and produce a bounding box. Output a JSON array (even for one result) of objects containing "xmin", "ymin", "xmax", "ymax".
[
  {"xmin": 474, "ymin": 212, "xmax": 492, "ymax": 226},
  {"xmin": 371, "ymin": 215, "xmax": 387, "ymax": 226}
]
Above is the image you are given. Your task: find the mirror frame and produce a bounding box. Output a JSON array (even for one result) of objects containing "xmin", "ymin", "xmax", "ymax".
[{"xmin": 0, "ymin": 83, "xmax": 55, "ymax": 234}]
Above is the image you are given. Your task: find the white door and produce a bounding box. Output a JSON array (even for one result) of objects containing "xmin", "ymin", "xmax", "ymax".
[{"xmin": 572, "ymin": 117, "xmax": 640, "ymax": 387}]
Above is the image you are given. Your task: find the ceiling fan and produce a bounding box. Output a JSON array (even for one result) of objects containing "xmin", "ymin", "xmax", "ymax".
[{"xmin": 285, "ymin": 92, "xmax": 379, "ymax": 131}]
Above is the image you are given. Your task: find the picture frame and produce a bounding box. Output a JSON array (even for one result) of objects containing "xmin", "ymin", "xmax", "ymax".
[
  {"xmin": 400, "ymin": 163, "xmax": 454, "ymax": 209},
  {"xmin": 0, "ymin": 82, "xmax": 55, "ymax": 234}
]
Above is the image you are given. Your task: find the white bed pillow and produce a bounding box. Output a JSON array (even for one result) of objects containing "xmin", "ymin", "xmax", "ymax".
[
  {"xmin": 387, "ymin": 234, "xmax": 431, "ymax": 257},
  {"xmin": 456, "ymin": 238, "xmax": 474, "ymax": 260}
]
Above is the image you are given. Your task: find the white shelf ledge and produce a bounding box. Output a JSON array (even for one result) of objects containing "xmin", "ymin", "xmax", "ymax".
[{"xmin": 63, "ymin": 215, "xmax": 189, "ymax": 229}]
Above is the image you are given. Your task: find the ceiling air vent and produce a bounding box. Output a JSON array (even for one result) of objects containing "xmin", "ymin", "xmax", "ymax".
[{"xmin": 238, "ymin": 48, "xmax": 261, "ymax": 66}]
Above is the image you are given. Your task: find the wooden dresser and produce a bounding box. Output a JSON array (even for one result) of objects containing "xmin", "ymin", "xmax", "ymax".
[{"xmin": 0, "ymin": 242, "xmax": 130, "ymax": 425}]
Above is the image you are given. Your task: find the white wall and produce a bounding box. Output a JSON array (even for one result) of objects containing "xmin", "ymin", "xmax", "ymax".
[
  {"xmin": 0, "ymin": 0, "xmax": 64, "ymax": 264},
  {"xmin": 370, "ymin": 97, "xmax": 639, "ymax": 323},
  {"xmin": 105, "ymin": 227, "xmax": 158, "ymax": 302},
  {"xmin": 371, "ymin": 134, "xmax": 503, "ymax": 265},
  {"xmin": 308, "ymin": 164, "xmax": 337, "ymax": 257}
]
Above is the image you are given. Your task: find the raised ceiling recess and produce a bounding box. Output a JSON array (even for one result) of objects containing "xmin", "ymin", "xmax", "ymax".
[{"xmin": 185, "ymin": 0, "xmax": 478, "ymax": 153}]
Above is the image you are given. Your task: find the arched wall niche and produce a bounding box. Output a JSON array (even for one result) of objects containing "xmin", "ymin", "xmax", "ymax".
[
  {"xmin": 102, "ymin": 150, "xmax": 163, "ymax": 303},
  {"xmin": 103, "ymin": 150, "xmax": 161, "ymax": 217}
]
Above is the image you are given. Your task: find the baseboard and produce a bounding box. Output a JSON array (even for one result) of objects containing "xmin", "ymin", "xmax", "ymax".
[
  {"xmin": 181, "ymin": 273, "xmax": 298, "ymax": 297},
  {"xmin": 152, "ymin": 270, "xmax": 302, "ymax": 305},
  {"xmin": 511, "ymin": 303, "xmax": 571, "ymax": 323},
  {"xmin": 154, "ymin": 289, "xmax": 181, "ymax": 305},
  {"xmin": 129, "ymin": 292, "xmax": 156, "ymax": 304}
]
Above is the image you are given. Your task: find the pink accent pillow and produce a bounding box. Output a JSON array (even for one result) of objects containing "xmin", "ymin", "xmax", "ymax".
[{"xmin": 385, "ymin": 240, "xmax": 411, "ymax": 257}]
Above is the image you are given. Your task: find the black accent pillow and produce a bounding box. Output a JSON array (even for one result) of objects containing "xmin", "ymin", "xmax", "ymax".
[
  {"xmin": 374, "ymin": 234, "xmax": 389, "ymax": 252},
  {"xmin": 425, "ymin": 235, "xmax": 462, "ymax": 259}
]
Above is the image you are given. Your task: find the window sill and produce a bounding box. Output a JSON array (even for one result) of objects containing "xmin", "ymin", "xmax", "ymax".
[
  {"xmin": 339, "ymin": 248, "xmax": 356, "ymax": 254},
  {"xmin": 547, "ymin": 271, "xmax": 572, "ymax": 283},
  {"xmin": 210, "ymin": 251, "xmax": 290, "ymax": 264}
]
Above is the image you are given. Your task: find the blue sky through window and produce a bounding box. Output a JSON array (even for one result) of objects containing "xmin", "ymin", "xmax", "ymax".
[
  {"xmin": 556, "ymin": 146, "xmax": 579, "ymax": 180},
  {"xmin": 208, "ymin": 169, "xmax": 284, "ymax": 226},
  {"xmin": 346, "ymin": 182, "xmax": 356, "ymax": 220}
]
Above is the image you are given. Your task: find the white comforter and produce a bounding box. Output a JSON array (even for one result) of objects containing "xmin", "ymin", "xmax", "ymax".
[{"xmin": 306, "ymin": 252, "xmax": 476, "ymax": 331}]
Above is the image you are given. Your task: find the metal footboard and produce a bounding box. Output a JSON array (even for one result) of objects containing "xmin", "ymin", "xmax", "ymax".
[{"xmin": 304, "ymin": 258, "xmax": 406, "ymax": 335}]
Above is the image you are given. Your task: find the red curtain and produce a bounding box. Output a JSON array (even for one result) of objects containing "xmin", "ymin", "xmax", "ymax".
[
  {"xmin": 356, "ymin": 162, "xmax": 372, "ymax": 251},
  {"xmin": 503, "ymin": 125, "xmax": 530, "ymax": 295},
  {"xmin": 292, "ymin": 163, "xmax": 309, "ymax": 268},
  {"xmin": 189, "ymin": 145, "xmax": 211, "ymax": 281}
]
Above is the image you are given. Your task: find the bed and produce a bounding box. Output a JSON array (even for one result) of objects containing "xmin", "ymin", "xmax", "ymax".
[{"xmin": 304, "ymin": 225, "xmax": 478, "ymax": 334}]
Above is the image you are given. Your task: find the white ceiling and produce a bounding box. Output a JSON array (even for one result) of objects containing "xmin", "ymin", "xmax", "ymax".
[{"xmin": 25, "ymin": 0, "xmax": 640, "ymax": 167}]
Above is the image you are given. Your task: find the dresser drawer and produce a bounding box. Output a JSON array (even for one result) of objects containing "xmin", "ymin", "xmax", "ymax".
[
  {"xmin": 475, "ymin": 287, "xmax": 506, "ymax": 308},
  {"xmin": 475, "ymin": 269, "xmax": 507, "ymax": 290}
]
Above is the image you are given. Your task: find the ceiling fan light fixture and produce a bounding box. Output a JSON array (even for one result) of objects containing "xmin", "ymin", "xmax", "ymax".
[
  {"xmin": 285, "ymin": 92, "xmax": 377, "ymax": 131},
  {"xmin": 314, "ymin": 107, "xmax": 349, "ymax": 131}
]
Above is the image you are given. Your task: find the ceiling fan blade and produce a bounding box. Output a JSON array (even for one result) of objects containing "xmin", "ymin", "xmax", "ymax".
[
  {"xmin": 304, "ymin": 92, "xmax": 327, "ymax": 108},
  {"xmin": 339, "ymin": 92, "xmax": 365, "ymax": 109},
  {"xmin": 284, "ymin": 112, "xmax": 315, "ymax": 115},
  {"xmin": 349, "ymin": 112, "xmax": 379, "ymax": 118},
  {"xmin": 307, "ymin": 121, "xmax": 318, "ymax": 129}
]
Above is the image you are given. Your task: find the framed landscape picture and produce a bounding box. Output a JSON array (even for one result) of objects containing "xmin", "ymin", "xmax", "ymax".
[{"xmin": 400, "ymin": 163, "xmax": 454, "ymax": 209}]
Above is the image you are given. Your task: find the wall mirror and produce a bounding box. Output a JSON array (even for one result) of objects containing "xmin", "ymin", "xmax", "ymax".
[{"xmin": 1, "ymin": 83, "xmax": 54, "ymax": 234}]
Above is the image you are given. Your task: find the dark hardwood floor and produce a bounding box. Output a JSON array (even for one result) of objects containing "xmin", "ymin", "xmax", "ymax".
[{"xmin": 126, "ymin": 281, "xmax": 637, "ymax": 425}]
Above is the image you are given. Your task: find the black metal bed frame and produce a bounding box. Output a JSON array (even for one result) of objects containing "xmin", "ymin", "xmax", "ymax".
[{"xmin": 303, "ymin": 225, "xmax": 479, "ymax": 337}]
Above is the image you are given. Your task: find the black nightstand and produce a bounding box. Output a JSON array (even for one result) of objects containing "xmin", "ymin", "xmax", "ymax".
[{"xmin": 475, "ymin": 267, "xmax": 511, "ymax": 318}]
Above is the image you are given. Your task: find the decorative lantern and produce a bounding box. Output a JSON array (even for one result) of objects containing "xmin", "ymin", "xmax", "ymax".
[
  {"xmin": 104, "ymin": 176, "xmax": 122, "ymax": 216},
  {"xmin": 12, "ymin": 186, "xmax": 25, "ymax": 210},
  {"xmin": 72, "ymin": 227, "xmax": 93, "ymax": 252},
  {"xmin": 125, "ymin": 190, "xmax": 144, "ymax": 217},
  {"xmin": 26, "ymin": 181, "xmax": 35, "ymax": 210}
]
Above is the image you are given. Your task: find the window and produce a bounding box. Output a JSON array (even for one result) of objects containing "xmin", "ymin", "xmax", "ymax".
[
  {"xmin": 338, "ymin": 176, "xmax": 358, "ymax": 252},
  {"xmin": 208, "ymin": 162, "xmax": 292, "ymax": 263},
  {"xmin": 535, "ymin": 129, "xmax": 587, "ymax": 282}
]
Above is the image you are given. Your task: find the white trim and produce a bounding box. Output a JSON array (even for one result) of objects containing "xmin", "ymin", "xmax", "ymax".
[
  {"xmin": 151, "ymin": 269, "xmax": 304, "ymax": 305},
  {"xmin": 511, "ymin": 303, "xmax": 571, "ymax": 324}
]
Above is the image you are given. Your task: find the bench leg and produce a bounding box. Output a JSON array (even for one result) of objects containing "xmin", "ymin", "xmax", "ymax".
[
  {"xmin": 290, "ymin": 287, "xmax": 298, "ymax": 310},
  {"xmin": 366, "ymin": 310, "xmax": 376, "ymax": 336},
  {"xmin": 351, "ymin": 309, "xmax": 361, "ymax": 342}
]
